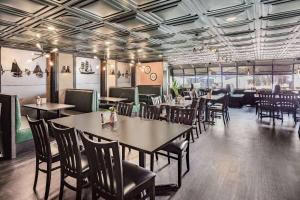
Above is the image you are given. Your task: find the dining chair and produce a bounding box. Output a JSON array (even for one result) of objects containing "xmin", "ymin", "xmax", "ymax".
[
  {"xmin": 197, "ymin": 98, "xmax": 207, "ymax": 134},
  {"xmin": 49, "ymin": 122, "xmax": 90, "ymax": 200},
  {"xmin": 208, "ymin": 94, "xmax": 230, "ymax": 125},
  {"xmin": 139, "ymin": 103, "xmax": 160, "ymax": 120},
  {"xmin": 80, "ymin": 133, "xmax": 156, "ymax": 200},
  {"xmin": 152, "ymin": 107, "xmax": 193, "ymax": 188},
  {"xmin": 151, "ymin": 96, "xmax": 162, "ymax": 106},
  {"xmin": 27, "ymin": 116, "xmax": 60, "ymax": 200},
  {"xmin": 117, "ymin": 102, "xmax": 133, "ymax": 117},
  {"xmin": 163, "ymin": 94, "xmax": 173, "ymax": 103},
  {"xmin": 278, "ymin": 93, "xmax": 296, "ymax": 123},
  {"xmin": 190, "ymin": 98, "xmax": 200, "ymax": 142}
]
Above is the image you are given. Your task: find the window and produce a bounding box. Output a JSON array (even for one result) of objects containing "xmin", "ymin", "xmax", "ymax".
[
  {"xmin": 208, "ymin": 67, "xmax": 221, "ymax": 88},
  {"xmin": 294, "ymin": 64, "xmax": 300, "ymax": 89},
  {"xmin": 273, "ymin": 65, "xmax": 293, "ymax": 89},
  {"xmin": 222, "ymin": 67, "xmax": 237, "ymax": 89},
  {"xmin": 254, "ymin": 66, "xmax": 272, "ymax": 89},
  {"xmin": 195, "ymin": 67, "xmax": 207, "ymax": 88},
  {"xmin": 172, "ymin": 69, "xmax": 184, "ymax": 86},
  {"xmin": 183, "ymin": 68, "xmax": 195, "ymax": 87},
  {"xmin": 238, "ymin": 66, "xmax": 254, "ymax": 89}
]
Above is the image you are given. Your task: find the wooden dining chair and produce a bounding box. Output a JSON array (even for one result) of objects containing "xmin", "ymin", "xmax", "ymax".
[
  {"xmin": 80, "ymin": 132, "xmax": 156, "ymax": 200},
  {"xmin": 27, "ymin": 116, "xmax": 60, "ymax": 200},
  {"xmin": 139, "ymin": 103, "xmax": 160, "ymax": 120},
  {"xmin": 49, "ymin": 122, "xmax": 90, "ymax": 200},
  {"xmin": 197, "ymin": 98, "xmax": 207, "ymax": 134},
  {"xmin": 208, "ymin": 94, "xmax": 230, "ymax": 125},
  {"xmin": 152, "ymin": 107, "xmax": 193, "ymax": 188},
  {"xmin": 151, "ymin": 96, "xmax": 162, "ymax": 106},
  {"xmin": 117, "ymin": 102, "xmax": 133, "ymax": 117}
]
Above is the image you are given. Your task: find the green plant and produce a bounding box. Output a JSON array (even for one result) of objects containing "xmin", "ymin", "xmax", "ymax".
[{"xmin": 171, "ymin": 80, "xmax": 180, "ymax": 96}]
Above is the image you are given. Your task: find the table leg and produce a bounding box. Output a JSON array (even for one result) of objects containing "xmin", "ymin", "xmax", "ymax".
[
  {"xmin": 37, "ymin": 110, "xmax": 41, "ymax": 119},
  {"xmin": 57, "ymin": 110, "xmax": 61, "ymax": 118},
  {"xmin": 139, "ymin": 151, "xmax": 146, "ymax": 167}
]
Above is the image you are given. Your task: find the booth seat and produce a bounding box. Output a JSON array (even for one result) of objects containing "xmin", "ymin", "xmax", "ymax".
[
  {"xmin": 107, "ymin": 87, "xmax": 140, "ymax": 113},
  {"xmin": 0, "ymin": 94, "xmax": 33, "ymax": 159},
  {"xmin": 137, "ymin": 85, "xmax": 162, "ymax": 104},
  {"xmin": 61, "ymin": 89, "xmax": 98, "ymax": 116}
]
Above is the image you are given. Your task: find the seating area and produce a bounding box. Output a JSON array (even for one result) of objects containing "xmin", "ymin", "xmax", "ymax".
[{"xmin": 1, "ymin": 1, "xmax": 300, "ymax": 200}]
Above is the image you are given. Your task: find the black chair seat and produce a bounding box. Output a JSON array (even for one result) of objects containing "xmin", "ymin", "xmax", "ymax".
[
  {"xmin": 161, "ymin": 140, "xmax": 188, "ymax": 154},
  {"xmin": 122, "ymin": 160, "xmax": 155, "ymax": 196}
]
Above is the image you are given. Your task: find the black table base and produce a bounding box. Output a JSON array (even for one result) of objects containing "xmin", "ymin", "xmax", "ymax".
[{"xmin": 155, "ymin": 184, "xmax": 179, "ymax": 195}]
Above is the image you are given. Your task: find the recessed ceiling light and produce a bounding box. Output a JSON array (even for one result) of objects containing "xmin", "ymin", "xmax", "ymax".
[
  {"xmin": 105, "ymin": 41, "xmax": 110, "ymax": 45},
  {"xmin": 226, "ymin": 16, "xmax": 236, "ymax": 22},
  {"xmin": 94, "ymin": 56, "xmax": 98, "ymax": 59},
  {"xmin": 93, "ymin": 49, "xmax": 97, "ymax": 53},
  {"xmin": 48, "ymin": 26, "xmax": 55, "ymax": 31},
  {"xmin": 159, "ymin": 54, "xmax": 163, "ymax": 57},
  {"xmin": 36, "ymin": 33, "xmax": 41, "ymax": 38},
  {"xmin": 45, "ymin": 54, "xmax": 50, "ymax": 58}
]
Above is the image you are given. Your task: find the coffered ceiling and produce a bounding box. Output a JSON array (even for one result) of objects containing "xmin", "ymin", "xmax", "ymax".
[{"xmin": 1, "ymin": 0, "xmax": 300, "ymax": 66}]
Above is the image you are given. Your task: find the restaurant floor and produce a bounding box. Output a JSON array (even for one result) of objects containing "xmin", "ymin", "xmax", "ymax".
[{"xmin": 1, "ymin": 108, "xmax": 300, "ymax": 200}]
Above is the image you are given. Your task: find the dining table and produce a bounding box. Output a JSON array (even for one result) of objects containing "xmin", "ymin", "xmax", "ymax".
[
  {"xmin": 50, "ymin": 111, "xmax": 192, "ymax": 194},
  {"xmin": 23, "ymin": 102, "xmax": 75, "ymax": 119}
]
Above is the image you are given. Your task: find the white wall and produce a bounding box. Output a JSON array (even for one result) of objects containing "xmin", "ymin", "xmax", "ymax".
[
  {"xmin": 116, "ymin": 61, "xmax": 131, "ymax": 87},
  {"xmin": 58, "ymin": 53, "xmax": 74, "ymax": 103},
  {"xmin": 1, "ymin": 47, "xmax": 47, "ymax": 104},
  {"xmin": 75, "ymin": 57, "xmax": 100, "ymax": 94}
]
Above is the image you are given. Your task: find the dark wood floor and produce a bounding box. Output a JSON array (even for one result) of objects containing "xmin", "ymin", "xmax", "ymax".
[{"xmin": 1, "ymin": 108, "xmax": 300, "ymax": 200}]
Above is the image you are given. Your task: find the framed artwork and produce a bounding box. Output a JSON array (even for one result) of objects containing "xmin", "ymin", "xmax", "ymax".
[
  {"xmin": 144, "ymin": 66, "xmax": 151, "ymax": 74},
  {"xmin": 150, "ymin": 73, "xmax": 157, "ymax": 81}
]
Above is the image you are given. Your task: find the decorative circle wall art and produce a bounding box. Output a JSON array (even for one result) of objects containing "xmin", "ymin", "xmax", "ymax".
[
  {"xmin": 150, "ymin": 73, "xmax": 157, "ymax": 81},
  {"xmin": 144, "ymin": 66, "xmax": 151, "ymax": 74}
]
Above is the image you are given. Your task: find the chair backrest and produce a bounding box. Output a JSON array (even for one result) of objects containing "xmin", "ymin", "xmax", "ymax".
[
  {"xmin": 49, "ymin": 122, "xmax": 83, "ymax": 176},
  {"xmin": 117, "ymin": 102, "xmax": 133, "ymax": 117},
  {"xmin": 139, "ymin": 103, "xmax": 160, "ymax": 120},
  {"xmin": 80, "ymin": 133, "xmax": 123, "ymax": 200},
  {"xmin": 27, "ymin": 116, "xmax": 52, "ymax": 161},
  {"xmin": 198, "ymin": 98, "xmax": 206, "ymax": 117},
  {"xmin": 163, "ymin": 94, "xmax": 173, "ymax": 103},
  {"xmin": 279, "ymin": 94, "xmax": 296, "ymax": 110},
  {"xmin": 191, "ymin": 98, "xmax": 199, "ymax": 110},
  {"xmin": 258, "ymin": 92, "xmax": 274, "ymax": 107},
  {"xmin": 151, "ymin": 96, "xmax": 162, "ymax": 105},
  {"xmin": 168, "ymin": 107, "xmax": 195, "ymax": 126}
]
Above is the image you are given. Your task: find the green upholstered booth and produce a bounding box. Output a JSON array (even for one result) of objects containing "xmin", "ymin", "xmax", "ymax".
[
  {"xmin": 62, "ymin": 89, "xmax": 98, "ymax": 116},
  {"xmin": 137, "ymin": 85, "xmax": 162, "ymax": 104},
  {"xmin": 0, "ymin": 94, "xmax": 33, "ymax": 159}
]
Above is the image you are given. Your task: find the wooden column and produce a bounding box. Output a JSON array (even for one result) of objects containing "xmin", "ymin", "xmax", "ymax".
[
  {"xmin": 49, "ymin": 53, "xmax": 59, "ymax": 103},
  {"xmin": 100, "ymin": 60, "xmax": 107, "ymax": 96}
]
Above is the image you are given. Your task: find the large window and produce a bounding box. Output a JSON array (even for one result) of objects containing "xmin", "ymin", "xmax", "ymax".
[
  {"xmin": 183, "ymin": 68, "xmax": 195, "ymax": 87},
  {"xmin": 294, "ymin": 64, "xmax": 300, "ymax": 89},
  {"xmin": 238, "ymin": 66, "xmax": 254, "ymax": 89},
  {"xmin": 222, "ymin": 67, "xmax": 237, "ymax": 89},
  {"xmin": 254, "ymin": 66, "xmax": 272, "ymax": 89},
  {"xmin": 273, "ymin": 65, "xmax": 293, "ymax": 89},
  {"xmin": 195, "ymin": 67, "xmax": 207, "ymax": 88},
  {"xmin": 172, "ymin": 69, "xmax": 184, "ymax": 86},
  {"xmin": 208, "ymin": 67, "xmax": 221, "ymax": 88}
]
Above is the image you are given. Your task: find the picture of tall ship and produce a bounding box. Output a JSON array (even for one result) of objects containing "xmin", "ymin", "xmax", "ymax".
[{"xmin": 80, "ymin": 60, "xmax": 95, "ymax": 74}]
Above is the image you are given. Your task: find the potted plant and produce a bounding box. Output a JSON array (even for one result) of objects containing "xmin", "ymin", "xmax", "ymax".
[{"xmin": 171, "ymin": 80, "xmax": 182, "ymax": 103}]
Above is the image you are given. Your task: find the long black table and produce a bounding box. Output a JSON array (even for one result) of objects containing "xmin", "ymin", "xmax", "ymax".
[{"xmin": 51, "ymin": 111, "xmax": 192, "ymax": 193}]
